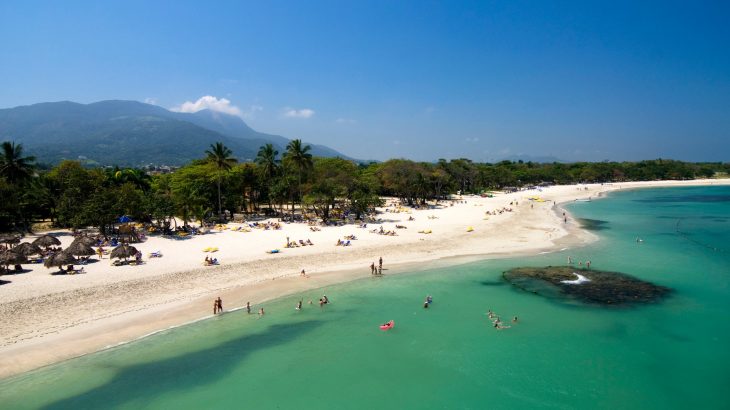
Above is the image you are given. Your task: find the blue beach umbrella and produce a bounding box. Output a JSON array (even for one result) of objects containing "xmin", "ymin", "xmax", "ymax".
[{"xmin": 118, "ymin": 215, "xmax": 133, "ymax": 223}]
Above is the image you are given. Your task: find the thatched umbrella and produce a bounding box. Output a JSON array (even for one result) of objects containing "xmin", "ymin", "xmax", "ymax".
[
  {"xmin": 0, "ymin": 234, "xmax": 21, "ymax": 247},
  {"xmin": 1, "ymin": 249, "xmax": 27, "ymax": 264},
  {"xmin": 14, "ymin": 242, "xmax": 42, "ymax": 256},
  {"xmin": 65, "ymin": 242, "xmax": 95, "ymax": 257},
  {"xmin": 110, "ymin": 245, "xmax": 138, "ymax": 260},
  {"xmin": 44, "ymin": 251, "xmax": 77, "ymax": 272},
  {"xmin": 33, "ymin": 235, "xmax": 61, "ymax": 249},
  {"xmin": 1, "ymin": 250, "xmax": 28, "ymax": 272},
  {"xmin": 71, "ymin": 236, "xmax": 98, "ymax": 247}
]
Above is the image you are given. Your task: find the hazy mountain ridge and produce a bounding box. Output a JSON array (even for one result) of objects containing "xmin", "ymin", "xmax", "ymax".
[{"xmin": 0, "ymin": 100, "xmax": 351, "ymax": 166}]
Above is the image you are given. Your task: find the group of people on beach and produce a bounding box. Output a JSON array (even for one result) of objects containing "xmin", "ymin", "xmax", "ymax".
[
  {"xmin": 204, "ymin": 255, "xmax": 219, "ymax": 266},
  {"xmin": 285, "ymin": 237, "xmax": 314, "ymax": 248},
  {"xmin": 370, "ymin": 257, "xmax": 383, "ymax": 275}
]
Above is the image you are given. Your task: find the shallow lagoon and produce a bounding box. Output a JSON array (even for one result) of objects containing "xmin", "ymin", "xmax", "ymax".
[{"xmin": 1, "ymin": 186, "xmax": 728, "ymax": 409}]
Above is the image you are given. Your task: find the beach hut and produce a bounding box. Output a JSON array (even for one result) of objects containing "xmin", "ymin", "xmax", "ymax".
[
  {"xmin": 43, "ymin": 251, "xmax": 77, "ymax": 273},
  {"xmin": 33, "ymin": 235, "xmax": 61, "ymax": 249}
]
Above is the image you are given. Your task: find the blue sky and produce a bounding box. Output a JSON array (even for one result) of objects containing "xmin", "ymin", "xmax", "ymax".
[{"xmin": 1, "ymin": 1, "xmax": 729, "ymax": 162}]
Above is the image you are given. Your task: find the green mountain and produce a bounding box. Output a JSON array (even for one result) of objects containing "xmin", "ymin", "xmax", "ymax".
[{"xmin": 0, "ymin": 100, "xmax": 350, "ymax": 166}]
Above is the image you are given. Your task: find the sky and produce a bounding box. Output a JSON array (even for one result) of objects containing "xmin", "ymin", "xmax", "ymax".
[{"xmin": 1, "ymin": 0, "xmax": 729, "ymax": 162}]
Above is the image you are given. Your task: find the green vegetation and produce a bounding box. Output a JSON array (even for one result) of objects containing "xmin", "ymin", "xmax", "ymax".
[{"xmin": 1, "ymin": 139, "xmax": 728, "ymax": 232}]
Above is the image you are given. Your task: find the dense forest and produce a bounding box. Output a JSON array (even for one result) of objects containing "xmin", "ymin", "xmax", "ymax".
[{"xmin": 1, "ymin": 140, "xmax": 728, "ymax": 233}]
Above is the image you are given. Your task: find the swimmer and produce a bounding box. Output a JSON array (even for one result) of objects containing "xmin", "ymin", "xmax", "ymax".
[
  {"xmin": 426, "ymin": 295, "xmax": 433, "ymax": 304},
  {"xmin": 323, "ymin": 295, "xmax": 329, "ymax": 304},
  {"xmin": 296, "ymin": 300, "xmax": 302, "ymax": 310},
  {"xmin": 259, "ymin": 307, "xmax": 265, "ymax": 315},
  {"xmin": 423, "ymin": 301, "xmax": 429, "ymax": 309},
  {"xmin": 512, "ymin": 316, "xmax": 518, "ymax": 323}
]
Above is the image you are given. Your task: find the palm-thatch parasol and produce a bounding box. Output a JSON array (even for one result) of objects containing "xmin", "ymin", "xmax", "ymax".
[
  {"xmin": 65, "ymin": 242, "xmax": 95, "ymax": 257},
  {"xmin": 33, "ymin": 235, "xmax": 61, "ymax": 249},
  {"xmin": 110, "ymin": 245, "xmax": 138, "ymax": 260},
  {"xmin": 43, "ymin": 251, "xmax": 77, "ymax": 271},
  {"xmin": 0, "ymin": 234, "xmax": 21, "ymax": 246},
  {"xmin": 71, "ymin": 236, "xmax": 98, "ymax": 247},
  {"xmin": 1, "ymin": 250, "xmax": 28, "ymax": 267},
  {"xmin": 14, "ymin": 242, "xmax": 42, "ymax": 256}
]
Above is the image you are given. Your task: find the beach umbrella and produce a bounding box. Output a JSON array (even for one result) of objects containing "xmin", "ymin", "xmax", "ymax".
[
  {"xmin": 33, "ymin": 235, "xmax": 61, "ymax": 249},
  {"xmin": 0, "ymin": 234, "xmax": 21, "ymax": 246},
  {"xmin": 71, "ymin": 236, "xmax": 98, "ymax": 247},
  {"xmin": 0, "ymin": 250, "xmax": 27, "ymax": 267},
  {"xmin": 43, "ymin": 251, "xmax": 77, "ymax": 270},
  {"xmin": 65, "ymin": 242, "xmax": 95, "ymax": 257},
  {"xmin": 118, "ymin": 215, "xmax": 133, "ymax": 223},
  {"xmin": 110, "ymin": 245, "xmax": 138, "ymax": 260},
  {"xmin": 13, "ymin": 242, "xmax": 42, "ymax": 256}
]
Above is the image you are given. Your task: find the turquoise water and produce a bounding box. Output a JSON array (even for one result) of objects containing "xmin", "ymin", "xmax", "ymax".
[{"xmin": 1, "ymin": 186, "xmax": 728, "ymax": 409}]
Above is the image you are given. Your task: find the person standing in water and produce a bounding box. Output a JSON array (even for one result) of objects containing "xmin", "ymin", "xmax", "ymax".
[
  {"xmin": 246, "ymin": 301, "xmax": 251, "ymax": 314},
  {"xmin": 379, "ymin": 257, "xmax": 383, "ymax": 271},
  {"xmin": 296, "ymin": 300, "xmax": 302, "ymax": 310}
]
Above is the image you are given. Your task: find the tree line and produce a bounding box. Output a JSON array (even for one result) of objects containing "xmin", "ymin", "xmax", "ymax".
[{"xmin": 1, "ymin": 140, "xmax": 727, "ymax": 233}]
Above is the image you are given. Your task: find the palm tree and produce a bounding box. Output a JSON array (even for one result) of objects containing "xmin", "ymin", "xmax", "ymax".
[
  {"xmin": 283, "ymin": 139, "xmax": 313, "ymax": 214},
  {"xmin": 205, "ymin": 142, "xmax": 237, "ymax": 217},
  {"xmin": 255, "ymin": 144, "xmax": 280, "ymax": 211},
  {"xmin": 0, "ymin": 141, "xmax": 36, "ymax": 185}
]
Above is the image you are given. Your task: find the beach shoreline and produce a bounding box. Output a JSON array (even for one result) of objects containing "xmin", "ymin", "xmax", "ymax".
[{"xmin": 1, "ymin": 179, "xmax": 728, "ymax": 379}]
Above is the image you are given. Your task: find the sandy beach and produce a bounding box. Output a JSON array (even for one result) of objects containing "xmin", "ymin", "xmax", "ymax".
[{"xmin": 1, "ymin": 179, "xmax": 727, "ymax": 379}]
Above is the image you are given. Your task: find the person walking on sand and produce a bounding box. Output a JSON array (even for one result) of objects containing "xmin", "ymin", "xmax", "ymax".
[
  {"xmin": 216, "ymin": 297, "xmax": 223, "ymax": 313},
  {"xmin": 370, "ymin": 262, "xmax": 375, "ymax": 275},
  {"xmin": 213, "ymin": 299, "xmax": 219, "ymax": 315},
  {"xmin": 379, "ymin": 257, "xmax": 383, "ymax": 271},
  {"xmin": 301, "ymin": 269, "xmax": 306, "ymax": 277}
]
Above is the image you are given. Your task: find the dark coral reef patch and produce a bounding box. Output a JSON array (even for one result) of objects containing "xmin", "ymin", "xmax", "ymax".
[{"xmin": 503, "ymin": 266, "xmax": 670, "ymax": 306}]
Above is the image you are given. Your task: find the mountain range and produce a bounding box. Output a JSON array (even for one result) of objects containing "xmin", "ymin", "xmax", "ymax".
[{"xmin": 0, "ymin": 100, "xmax": 350, "ymax": 167}]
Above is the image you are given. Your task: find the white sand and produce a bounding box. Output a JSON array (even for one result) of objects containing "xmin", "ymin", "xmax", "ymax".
[{"xmin": 0, "ymin": 179, "xmax": 727, "ymax": 378}]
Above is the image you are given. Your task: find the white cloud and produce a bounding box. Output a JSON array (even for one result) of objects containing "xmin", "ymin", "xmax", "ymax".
[
  {"xmin": 241, "ymin": 105, "xmax": 263, "ymax": 119},
  {"xmin": 144, "ymin": 97, "xmax": 158, "ymax": 105},
  {"xmin": 172, "ymin": 96, "xmax": 243, "ymax": 117},
  {"xmin": 283, "ymin": 107, "xmax": 315, "ymax": 119}
]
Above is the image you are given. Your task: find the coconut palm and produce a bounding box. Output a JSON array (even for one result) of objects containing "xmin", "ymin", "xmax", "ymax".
[
  {"xmin": 0, "ymin": 141, "xmax": 36, "ymax": 185},
  {"xmin": 205, "ymin": 142, "xmax": 237, "ymax": 217},
  {"xmin": 283, "ymin": 139, "xmax": 313, "ymax": 214},
  {"xmin": 256, "ymin": 144, "xmax": 280, "ymax": 210}
]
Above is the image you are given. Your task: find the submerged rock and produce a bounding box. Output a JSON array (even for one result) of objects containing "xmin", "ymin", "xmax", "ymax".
[{"xmin": 503, "ymin": 266, "xmax": 670, "ymax": 306}]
